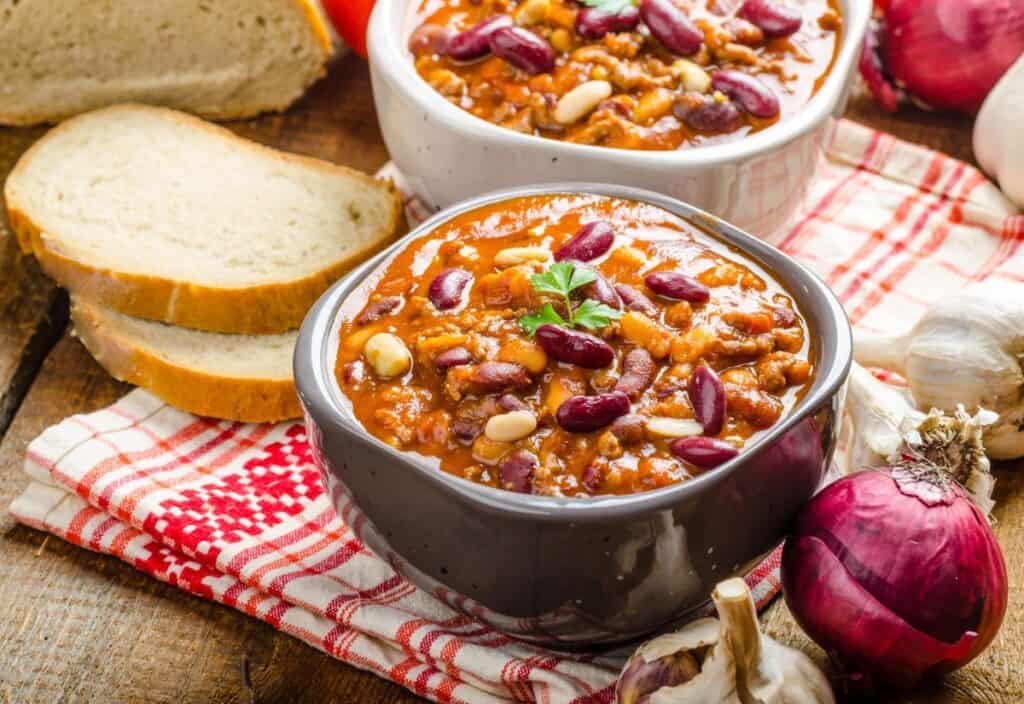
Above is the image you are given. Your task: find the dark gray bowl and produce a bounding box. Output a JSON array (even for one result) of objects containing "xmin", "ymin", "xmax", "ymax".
[{"xmin": 295, "ymin": 184, "xmax": 851, "ymax": 648}]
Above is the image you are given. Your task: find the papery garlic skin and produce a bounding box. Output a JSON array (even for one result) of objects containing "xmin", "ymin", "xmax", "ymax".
[
  {"xmin": 840, "ymin": 363, "xmax": 915, "ymax": 474},
  {"xmin": 842, "ymin": 362, "xmax": 998, "ymax": 513},
  {"xmin": 854, "ymin": 281, "xmax": 1024, "ymax": 459},
  {"xmin": 975, "ymin": 54, "xmax": 1024, "ymax": 208},
  {"xmin": 909, "ymin": 406, "xmax": 998, "ymax": 516},
  {"xmin": 616, "ymin": 579, "xmax": 834, "ymax": 704}
]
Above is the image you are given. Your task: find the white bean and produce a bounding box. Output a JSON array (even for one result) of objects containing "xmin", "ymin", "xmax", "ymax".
[
  {"xmin": 485, "ymin": 410, "xmax": 538, "ymax": 442},
  {"xmin": 493, "ymin": 246, "xmax": 551, "ymax": 268},
  {"xmin": 554, "ymin": 80, "xmax": 613, "ymax": 125},
  {"xmin": 364, "ymin": 333, "xmax": 412, "ymax": 378},
  {"xmin": 673, "ymin": 59, "xmax": 711, "ymax": 93},
  {"xmin": 645, "ymin": 417, "xmax": 704, "ymax": 439}
]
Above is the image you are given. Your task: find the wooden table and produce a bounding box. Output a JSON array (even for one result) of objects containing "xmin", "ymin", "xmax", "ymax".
[{"xmin": 0, "ymin": 56, "xmax": 1019, "ymax": 703}]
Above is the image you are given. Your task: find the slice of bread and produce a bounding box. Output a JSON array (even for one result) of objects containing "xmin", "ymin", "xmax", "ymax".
[
  {"xmin": 6, "ymin": 104, "xmax": 403, "ymax": 334},
  {"xmin": 72, "ymin": 299, "xmax": 300, "ymax": 423},
  {"xmin": 0, "ymin": 0, "xmax": 332, "ymax": 125}
]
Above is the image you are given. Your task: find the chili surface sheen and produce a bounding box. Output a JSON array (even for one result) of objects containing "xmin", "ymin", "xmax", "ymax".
[
  {"xmin": 409, "ymin": 0, "xmax": 842, "ymax": 150},
  {"xmin": 336, "ymin": 195, "xmax": 815, "ymax": 498}
]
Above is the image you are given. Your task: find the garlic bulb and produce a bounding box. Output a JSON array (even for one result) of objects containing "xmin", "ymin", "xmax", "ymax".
[
  {"xmin": 854, "ymin": 281, "xmax": 1024, "ymax": 459},
  {"xmin": 616, "ymin": 578, "xmax": 834, "ymax": 704},
  {"xmin": 842, "ymin": 362, "xmax": 998, "ymax": 515},
  {"xmin": 975, "ymin": 54, "xmax": 1024, "ymax": 208}
]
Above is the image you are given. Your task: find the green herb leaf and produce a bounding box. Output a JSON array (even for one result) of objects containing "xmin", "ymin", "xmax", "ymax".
[
  {"xmin": 567, "ymin": 265, "xmax": 597, "ymax": 293},
  {"xmin": 572, "ymin": 299, "xmax": 623, "ymax": 331},
  {"xmin": 579, "ymin": 0, "xmax": 637, "ymax": 15},
  {"xmin": 520, "ymin": 303, "xmax": 567, "ymax": 337},
  {"xmin": 521, "ymin": 261, "xmax": 619, "ymax": 335},
  {"xmin": 530, "ymin": 261, "xmax": 593, "ymax": 298}
]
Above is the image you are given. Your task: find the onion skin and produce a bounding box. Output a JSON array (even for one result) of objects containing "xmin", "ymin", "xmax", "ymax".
[
  {"xmin": 865, "ymin": 0, "xmax": 1024, "ymax": 114},
  {"xmin": 781, "ymin": 468, "xmax": 1007, "ymax": 693}
]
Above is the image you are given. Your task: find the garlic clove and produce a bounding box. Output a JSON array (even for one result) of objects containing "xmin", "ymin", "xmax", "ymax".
[
  {"xmin": 975, "ymin": 54, "xmax": 1024, "ymax": 209},
  {"xmin": 843, "ymin": 362, "xmax": 912, "ymax": 473},
  {"xmin": 616, "ymin": 578, "xmax": 835, "ymax": 704},
  {"xmin": 714, "ymin": 578, "xmax": 834, "ymax": 704},
  {"xmin": 854, "ymin": 280, "xmax": 1024, "ymax": 460},
  {"xmin": 633, "ymin": 619, "xmax": 721, "ymax": 661},
  {"xmin": 842, "ymin": 362, "xmax": 998, "ymax": 515}
]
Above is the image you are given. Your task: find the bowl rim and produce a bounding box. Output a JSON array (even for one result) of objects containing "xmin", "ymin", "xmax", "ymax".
[
  {"xmin": 367, "ymin": 0, "xmax": 871, "ymax": 166},
  {"xmin": 295, "ymin": 184, "xmax": 852, "ymax": 523}
]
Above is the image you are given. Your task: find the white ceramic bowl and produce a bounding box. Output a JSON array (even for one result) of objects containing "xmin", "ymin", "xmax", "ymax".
[{"xmin": 368, "ymin": 0, "xmax": 870, "ymax": 236}]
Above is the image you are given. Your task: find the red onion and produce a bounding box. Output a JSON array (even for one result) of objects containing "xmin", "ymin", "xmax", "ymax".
[
  {"xmin": 861, "ymin": 0, "xmax": 1024, "ymax": 114},
  {"xmin": 781, "ymin": 462, "xmax": 1007, "ymax": 693}
]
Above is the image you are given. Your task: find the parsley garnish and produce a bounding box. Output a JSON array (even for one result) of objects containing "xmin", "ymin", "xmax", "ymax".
[
  {"xmin": 520, "ymin": 303, "xmax": 567, "ymax": 336},
  {"xmin": 572, "ymin": 298, "xmax": 622, "ymax": 331},
  {"xmin": 519, "ymin": 261, "xmax": 622, "ymax": 336},
  {"xmin": 579, "ymin": 0, "xmax": 638, "ymax": 15}
]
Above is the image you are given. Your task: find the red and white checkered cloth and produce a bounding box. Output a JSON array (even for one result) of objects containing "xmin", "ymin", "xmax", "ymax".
[{"xmin": 9, "ymin": 119, "xmax": 1023, "ymax": 704}]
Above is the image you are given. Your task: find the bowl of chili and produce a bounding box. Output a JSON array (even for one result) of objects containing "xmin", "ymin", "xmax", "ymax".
[
  {"xmin": 295, "ymin": 184, "xmax": 851, "ymax": 647},
  {"xmin": 368, "ymin": 0, "xmax": 869, "ymax": 236}
]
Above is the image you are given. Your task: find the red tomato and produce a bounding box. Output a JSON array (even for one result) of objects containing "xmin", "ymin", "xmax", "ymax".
[{"xmin": 322, "ymin": 0, "xmax": 376, "ymax": 58}]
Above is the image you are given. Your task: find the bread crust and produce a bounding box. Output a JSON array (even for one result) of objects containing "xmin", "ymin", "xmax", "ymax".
[
  {"xmin": 0, "ymin": 0, "xmax": 333, "ymax": 126},
  {"xmin": 6, "ymin": 104, "xmax": 405, "ymax": 334},
  {"xmin": 72, "ymin": 303, "xmax": 301, "ymax": 423}
]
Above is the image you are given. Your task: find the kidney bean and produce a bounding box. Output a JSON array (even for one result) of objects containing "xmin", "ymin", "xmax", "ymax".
[
  {"xmin": 499, "ymin": 450, "xmax": 537, "ymax": 493},
  {"xmin": 467, "ymin": 362, "xmax": 531, "ymax": 394},
  {"xmin": 711, "ymin": 70, "xmax": 780, "ymax": 119},
  {"xmin": 355, "ymin": 296, "xmax": 402, "ymax": 325},
  {"xmin": 645, "ymin": 271, "xmax": 710, "ymax": 303},
  {"xmin": 489, "ymin": 26, "xmax": 556, "ymax": 75},
  {"xmin": 615, "ymin": 348, "xmax": 656, "ymax": 400},
  {"xmin": 446, "ymin": 15, "xmax": 513, "ymax": 61},
  {"xmin": 554, "ymin": 221, "xmax": 615, "ymax": 262},
  {"xmin": 576, "ymin": 5, "xmax": 640, "ymax": 39},
  {"xmin": 581, "ymin": 462, "xmax": 604, "ymax": 492},
  {"xmin": 535, "ymin": 324, "xmax": 615, "ymax": 368},
  {"xmin": 615, "ymin": 284, "xmax": 658, "ymax": 315},
  {"xmin": 639, "ymin": 0, "xmax": 703, "ymax": 56},
  {"xmin": 435, "ymin": 346, "xmax": 474, "ymax": 370},
  {"xmin": 428, "ymin": 268, "xmax": 473, "ymax": 310},
  {"xmin": 609, "ymin": 413, "xmax": 646, "ymax": 444},
  {"xmin": 738, "ymin": 0, "xmax": 802, "ymax": 38},
  {"xmin": 498, "ymin": 394, "xmax": 530, "ymax": 412},
  {"xmin": 670, "ymin": 436, "xmax": 739, "ymax": 468},
  {"xmin": 582, "ymin": 270, "xmax": 622, "ymax": 309},
  {"xmin": 688, "ymin": 365, "xmax": 726, "ymax": 436},
  {"xmin": 556, "ymin": 391, "xmax": 631, "ymax": 433},
  {"xmin": 675, "ymin": 96, "xmax": 742, "ymax": 132},
  {"xmin": 408, "ymin": 23, "xmax": 455, "ymax": 55}
]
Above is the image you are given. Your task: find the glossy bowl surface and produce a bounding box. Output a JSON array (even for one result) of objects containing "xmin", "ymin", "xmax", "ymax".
[
  {"xmin": 295, "ymin": 184, "xmax": 851, "ymax": 647},
  {"xmin": 368, "ymin": 0, "xmax": 870, "ymax": 236}
]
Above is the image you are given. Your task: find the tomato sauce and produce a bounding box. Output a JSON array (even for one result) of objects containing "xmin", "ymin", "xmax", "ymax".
[
  {"xmin": 336, "ymin": 194, "xmax": 814, "ymax": 497},
  {"xmin": 409, "ymin": 0, "xmax": 842, "ymax": 150}
]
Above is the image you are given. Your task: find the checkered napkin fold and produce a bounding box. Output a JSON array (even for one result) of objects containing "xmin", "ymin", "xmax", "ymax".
[{"xmin": 10, "ymin": 119, "xmax": 1023, "ymax": 704}]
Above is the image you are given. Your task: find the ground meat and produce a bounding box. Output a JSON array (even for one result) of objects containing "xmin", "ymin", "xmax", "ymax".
[
  {"xmin": 479, "ymin": 268, "xmax": 537, "ymax": 308},
  {"xmin": 609, "ymin": 414, "xmax": 646, "ymax": 445},
  {"xmin": 722, "ymin": 308, "xmax": 775, "ymax": 335},
  {"xmin": 725, "ymin": 18, "xmax": 765, "ymax": 46},
  {"xmin": 756, "ymin": 352, "xmax": 813, "ymax": 392},
  {"xmin": 426, "ymin": 68, "xmax": 466, "ymax": 97},
  {"xmin": 725, "ymin": 384, "xmax": 784, "ymax": 428}
]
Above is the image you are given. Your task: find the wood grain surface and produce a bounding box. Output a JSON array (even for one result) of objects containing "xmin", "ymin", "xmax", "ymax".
[{"xmin": 0, "ymin": 54, "xmax": 1019, "ymax": 704}]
